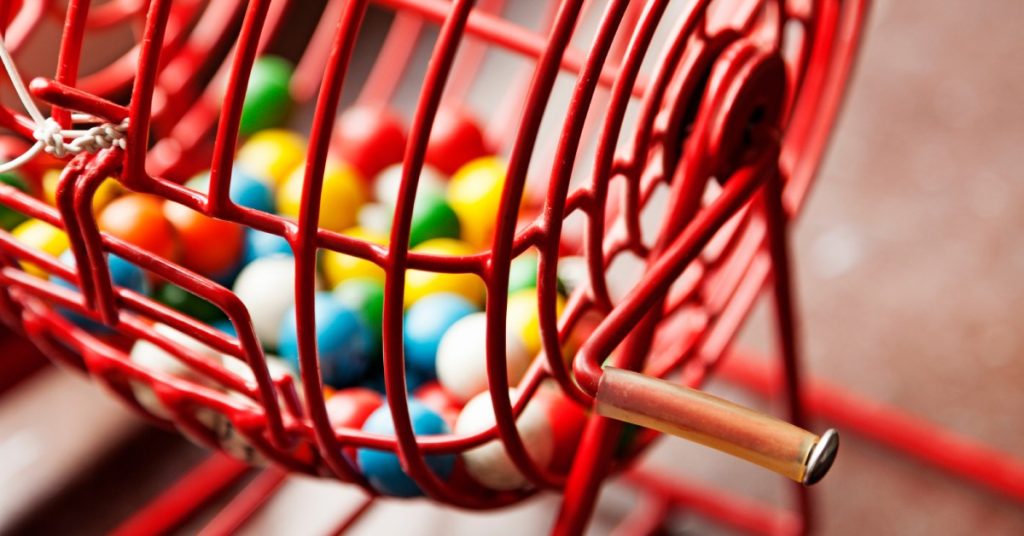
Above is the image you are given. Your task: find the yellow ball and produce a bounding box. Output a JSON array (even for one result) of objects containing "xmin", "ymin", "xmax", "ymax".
[
  {"xmin": 12, "ymin": 219, "xmax": 69, "ymax": 278},
  {"xmin": 277, "ymin": 161, "xmax": 367, "ymax": 233},
  {"xmin": 42, "ymin": 170, "xmax": 121, "ymax": 212},
  {"xmin": 321, "ymin": 227, "xmax": 388, "ymax": 287},
  {"xmin": 506, "ymin": 288, "xmax": 565, "ymax": 357},
  {"xmin": 447, "ymin": 156, "xmax": 514, "ymax": 250},
  {"xmin": 236, "ymin": 129, "xmax": 307, "ymax": 187},
  {"xmin": 405, "ymin": 238, "xmax": 485, "ymax": 307}
]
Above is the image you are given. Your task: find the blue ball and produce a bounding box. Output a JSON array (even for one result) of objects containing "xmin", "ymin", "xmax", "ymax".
[
  {"xmin": 212, "ymin": 318, "xmax": 237, "ymax": 337},
  {"xmin": 54, "ymin": 250, "xmax": 149, "ymax": 332},
  {"xmin": 360, "ymin": 366, "xmax": 428, "ymax": 395},
  {"xmin": 278, "ymin": 292, "xmax": 373, "ymax": 388},
  {"xmin": 356, "ymin": 400, "xmax": 454, "ymax": 497},
  {"xmin": 403, "ymin": 293, "xmax": 476, "ymax": 379},
  {"xmin": 190, "ymin": 168, "xmax": 274, "ymax": 213},
  {"xmin": 244, "ymin": 228, "xmax": 292, "ymax": 263}
]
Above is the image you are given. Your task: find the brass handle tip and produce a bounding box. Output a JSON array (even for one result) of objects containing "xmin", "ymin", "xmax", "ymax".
[{"xmin": 802, "ymin": 428, "xmax": 839, "ymax": 485}]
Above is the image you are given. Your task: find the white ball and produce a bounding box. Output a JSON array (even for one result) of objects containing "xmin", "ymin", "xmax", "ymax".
[
  {"xmin": 373, "ymin": 163, "xmax": 446, "ymax": 207},
  {"xmin": 194, "ymin": 406, "xmax": 270, "ymax": 467},
  {"xmin": 222, "ymin": 353, "xmax": 303, "ymax": 402},
  {"xmin": 357, "ymin": 202, "xmax": 393, "ymax": 235},
  {"xmin": 436, "ymin": 312, "xmax": 531, "ymax": 403},
  {"xmin": 232, "ymin": 254, "xmax": 320, "ymax": 350},
  {"xmin": 128, "ymin": 323, "xmax": 223, "ymax": 418},
  {"xmin": 455, "ymin": 389, "xmax": 553, "ymax": 490}
]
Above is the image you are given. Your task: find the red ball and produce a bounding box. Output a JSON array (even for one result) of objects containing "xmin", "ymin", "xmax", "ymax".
[
  {"xmin": 535, "ymin": 383, "xmax": 589, "ymax": 474},
  {"xmin": 163, "ymin": 202, "xmax": 245, "ymax": 277},
  {"xmin": 425, "ymin": 107, "xmax": 488, "ymax": 176},
  {"xmin": 98, "ymin": 194, "xmax": 179, "ymax": 261},
  {"xmin": 332, "ymin": 106, "xmax": 406, "ymax": 182},
  {"xmin": 326, "ymin": 387, "xmax": 384, "ymax": 466},
  {"xmin": 413, "ymin": 381, "xmax": 461, "ymax": 426},
  {"xmin": 326, "ymin": 387, "xmax": 384, "ymax": 430}
]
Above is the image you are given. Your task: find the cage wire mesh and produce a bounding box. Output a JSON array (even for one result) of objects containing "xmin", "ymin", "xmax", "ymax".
[{"xmin": 0, "ymin": 0, "xmax": 867, "ymax": 529}]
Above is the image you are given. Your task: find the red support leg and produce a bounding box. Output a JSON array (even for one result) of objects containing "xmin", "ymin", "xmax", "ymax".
[{"xmin": 762, "ymin": 169, "xmax": 813, "ymax": 533}]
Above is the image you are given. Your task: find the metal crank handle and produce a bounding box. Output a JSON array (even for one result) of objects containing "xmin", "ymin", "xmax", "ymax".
[{"xmin": 595, "ymin": 367, "xmax": 839, "ymax": 485}]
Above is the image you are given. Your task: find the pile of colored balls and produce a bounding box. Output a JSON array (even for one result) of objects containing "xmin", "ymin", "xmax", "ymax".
[{"xmin": 0, "ymin": 56, "xmax": 587, "ymax": 497}]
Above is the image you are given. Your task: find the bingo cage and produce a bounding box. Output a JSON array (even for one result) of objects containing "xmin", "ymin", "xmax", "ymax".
[{"xmin": 0, "ymin": 0, "xmax": 896, "ymax": 533}]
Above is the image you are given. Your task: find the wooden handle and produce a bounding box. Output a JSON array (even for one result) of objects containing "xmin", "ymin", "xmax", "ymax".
[{"xmin": 595, "ymin": 367, "xmax": 838, "ymax": 485}]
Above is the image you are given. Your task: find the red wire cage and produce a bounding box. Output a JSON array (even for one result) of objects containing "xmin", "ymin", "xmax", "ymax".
[{"xmin": 0, "ymin": 0, "xmax": 877, "ymax": 533}]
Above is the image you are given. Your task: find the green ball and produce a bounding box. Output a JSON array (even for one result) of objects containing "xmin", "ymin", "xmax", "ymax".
[
  {"xmin": 333, "ymin": 278, "xmax": 385, "ymax": 335},
  {"xmin": 0, "ymin": 171, "xmax": 29, "ymax": 231},
  {"xmin": 239, "ymin": 56, "xmax": 294, "ymax": 136},
  {"xmin": 508, "ymin": 253, "xmax": 567, "ymax": 296},
  {"xmin": 409, "ymin": 193, "xmax": 460, "ymax": 248},
  {"xmin": 154, "ymin": 282, "xmax": 226, "ymax": 323}
]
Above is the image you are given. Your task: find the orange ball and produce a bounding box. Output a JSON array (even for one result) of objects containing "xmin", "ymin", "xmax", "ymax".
[
  {"xmin": 98, "ymin": 194, "xmax": 178, "ymax": 261},
  {"xmin": 164, "ymin": 203, "xmax": 245, "ymax": 277}
]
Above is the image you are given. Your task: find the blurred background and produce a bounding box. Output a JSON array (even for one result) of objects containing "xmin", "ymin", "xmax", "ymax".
[{"xmin": 1, "ymin": 1, "xmax": 1022, "ymax": 534}]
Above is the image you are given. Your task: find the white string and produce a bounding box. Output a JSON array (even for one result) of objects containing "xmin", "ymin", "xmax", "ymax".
[{"xmin": 0, "ymin": 34, "xmax": 129, "ymax": 174}]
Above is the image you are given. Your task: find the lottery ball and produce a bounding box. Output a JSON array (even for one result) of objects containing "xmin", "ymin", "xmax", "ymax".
[
  {"xmin": 405, "ymin": 238, "xmax": 486, "ymax": 307},
  {"xmin": 356, "ymin": 400, "xmax": 455, "ymax": 497},
  {"xmin": 0, "ymin": 171, "xmax": 29, "ymax": 230},
  {"xmin": 506, "ymin": 288, "xmax": 566, "ymax": 358},
  {"xmin": 277, "ymin": 292, "xmax": 372, "ymax": 388},
  {"xmin": 425, "ymin": 107, "xmax": 488, "ymax": 175},
  {"xmin": 409, "ymin": 193, "xmax": 460, "ymax": 248},
  {"xmin": 332, "ymin": 106, "xmax": 406, "ymax": 182},
  {"xmin": 58, "ymin": 249, "xmax": 148, "ymax": 294},
  {"xmin": 535, "ymin": 381, "xmax": 589, "ymax": 474},
  {"xmin": 41, "ymin": 171, "xmax": 121, "ymax": 212},
  {"xmin": 373, "ymin": 163, "xmax": 447, "ymax": 208},
  {"xmin": 507, "ymin": 252, "xmax": 568, "ymax": 296},
  {"xmin": 233, "ymin": 255, "xmax": 319, "ymax": 350},
  {"xmin": 11, "ymin": 219, "xmax": 69, "ymax": 278},
  {"xmin": 359, "ymin": 367, "xmax": 428, "ymax": 396},
  {"xmin": 128, "ymin": 323, "xmax": 223, "ymax": 419},
  {"xmin": 239, "ymin": 56, "xmax": 294, "ymax": 136},
  {"xmin": 326, "ymin": 387, "xmax": 384, "ymax": 430},
  {"xmin": 455, "ymin": 389, "xmax": 553, "ymax": 490},
  {"xmin": 320, "ymin": 226, "xmax": 388, "ymax": 287},
  {"xmin": 164, "ymin": 202, "xmax": 245, "ymax": 278},
  {"xmin": 154, "ymin": 282, "xmax": 227, "ymax": 323},
  {"xmin": 222, "ymin": 352, "xmax": 301, "ymax": 400},
  {"xmin": 243, "ymin": 229, "xmax": 292, "ymax": 263},
  {"xmin": 435, "ymin": 312, "xmax": 531, "ymax": 403},
  {"xmin": 277, "ymin": 161, "xmax": 367, "ymax": 233},
  {"xmin": 403, "ymin": 293, "xmax": 476, "ymax": 379},
  {"xmin": 412, "ymin": 381, "xmax": 461, "ymax": 425},
  {"xmin": 187, "ymin": 168, "xmax": 274, "ymax": 213},
  {"xmin": 447, "ymin": 157, "xmax": 512, "ymax": 249},
  {"xmin": 53, "ymin": 250, "xmax": 149, "ymax": 331},
  {"xmin": 98, "ymin": 194, "xmax": 178, "ymax": 261},
  {"xmin": 193, "ymin": 406, "xmax": 269, "ymax": 467},
  {"xmin": 356, "ymin": 203, "xmax": 392, "ymax": 235},
  {"xmin": 236, "ymin": 129, "xmax": 306, "ymax": 186},
  {"xmin": 333, "ymin": 278, "xmax": 384, "ymax": 359},
  {"xmin": 333, "ymin": 277, "xmax": 385, "ymax": 337}
]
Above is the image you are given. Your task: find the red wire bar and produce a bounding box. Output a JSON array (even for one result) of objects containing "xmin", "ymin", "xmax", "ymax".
[{"xmin": 109, "ymin": 453, "xmax": 251, "ymax": 536}]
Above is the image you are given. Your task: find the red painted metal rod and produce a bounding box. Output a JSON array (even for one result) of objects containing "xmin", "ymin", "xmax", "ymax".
[
  {"xmin": 197, "ymin": 468, "xmax": 288, "ymax": 536},
  {"xmin": 625, "ymin": 468, "xmax": 801, "ymax": 536},
  {"xmin": 717, "ymin": 349, "xmax": 1024, "ymax": 504},
  {"xmin": 109, "ymin": 453, "xmax": 250, "ymax": 536}
]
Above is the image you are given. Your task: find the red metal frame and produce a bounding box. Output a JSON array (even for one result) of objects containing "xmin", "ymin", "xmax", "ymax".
[{"xmin": 5, "ymin": 0, "xmax": 987, "ymax": 534}]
